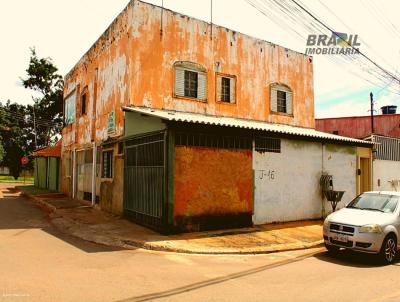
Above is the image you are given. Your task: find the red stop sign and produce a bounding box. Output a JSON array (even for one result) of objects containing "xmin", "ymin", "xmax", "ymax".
[{"xmin": 21, "ymin": 156, "xmax": 29, "ymax": 165}]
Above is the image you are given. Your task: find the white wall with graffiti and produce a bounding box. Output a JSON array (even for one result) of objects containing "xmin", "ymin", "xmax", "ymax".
[{"xmin": 252, "ymin": 139, "xmax": 357, "ymax": 225}]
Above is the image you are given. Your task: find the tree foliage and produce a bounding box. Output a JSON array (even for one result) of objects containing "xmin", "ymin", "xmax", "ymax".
[
  {"xmin": 0, "ymin": 48, "xmax": 64, "ymax": 179},
  {"xmin": 21, "ymin": 48, "xmax": 64, "ymax": 146}
]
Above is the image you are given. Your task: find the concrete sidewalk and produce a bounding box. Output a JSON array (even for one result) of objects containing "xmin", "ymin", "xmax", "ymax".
[{"xmin": 16, "ymin": 186, "xmax": 323, "ymax": 254}]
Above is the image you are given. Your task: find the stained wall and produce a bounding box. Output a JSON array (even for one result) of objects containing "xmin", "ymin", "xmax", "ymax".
[{"xmin": 173, "ymin": 146, "xmax": 253, "ymax": 231}]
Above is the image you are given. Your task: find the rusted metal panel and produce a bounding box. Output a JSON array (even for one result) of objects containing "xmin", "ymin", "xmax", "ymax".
[
  {"xmin": 173, "ymin": 146, "xmax": 253, "ymax": 231},
  {"xmin": 316, "ymin": 115, "xmax": 400, "ymax": 139}
]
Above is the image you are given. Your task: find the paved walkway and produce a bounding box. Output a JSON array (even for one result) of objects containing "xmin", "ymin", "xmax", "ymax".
[{"xmin": 16, "ymin": 185, "xmax": 323, "ymax": 254}]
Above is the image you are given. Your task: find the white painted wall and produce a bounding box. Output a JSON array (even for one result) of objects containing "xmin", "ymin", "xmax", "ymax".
[
  {"xmin": 373, "ymin": 160, "xmax": 400, "ymax": 192},
  {"xmin": 253, "ymin": 139, "xmax": 357, "ymax": 225}
]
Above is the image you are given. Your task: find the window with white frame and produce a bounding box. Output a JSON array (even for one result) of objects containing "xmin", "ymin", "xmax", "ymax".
[
  {"xmin": 102, "ymin": 150, "xmax": 113, "ymax": 179},
  {"xmin": 174, "ymin": 62, "xmax": 207, "ymax": 101},
  {"xmin": 270, "ymin": 84, "xmax": 293, "ymax": 115},
  {"xmin": 216, "ymin": 74, "xmax": 236, "ymax": 103}
]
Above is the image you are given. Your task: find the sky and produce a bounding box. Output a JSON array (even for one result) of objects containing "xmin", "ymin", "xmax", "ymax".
[{"xmin": 1, "ymin": 0, "xmax": 400, "ymax": 118}]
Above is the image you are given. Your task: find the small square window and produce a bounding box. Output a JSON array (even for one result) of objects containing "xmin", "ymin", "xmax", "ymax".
[
  {"xmin": 184, "ymin": 70, "xmax": 198, "ymax": 98},
  {"xmin": 277, "ymin": 90, "xmax": 287, "ymax": 113},
  {"xmin": 102, "ymin": 150, "xmax": 113, "ymax": 179}
]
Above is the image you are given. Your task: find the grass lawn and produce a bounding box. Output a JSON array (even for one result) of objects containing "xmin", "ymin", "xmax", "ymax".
[
  {"xmin": 15, "ymin": 185, "xmax": 56, "ymax": 196},
  {"xmin": 0, "ymin": 175, "xmax": 34, "ymax": 183}
]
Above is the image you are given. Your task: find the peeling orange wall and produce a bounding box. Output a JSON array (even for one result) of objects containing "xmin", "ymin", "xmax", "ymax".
[
  {"xmin": 62, "ymin": 0, "xmax": 314, "ymax": 150},
  {"xmin": 174, "ymin": 146, "xmax": 253, "ymax": 230}
]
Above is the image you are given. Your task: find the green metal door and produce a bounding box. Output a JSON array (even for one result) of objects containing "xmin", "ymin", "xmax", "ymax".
[
  {"xmin": 123, "ymin": 132, "xmax": 166, "ymax": 231},
  {"xmin": 36, "ymin": 157, "xmax": 48, "ymax": 189},
  {"xmin": 48, "ymin": 157, "xmax": 59, "ymax": 191}
]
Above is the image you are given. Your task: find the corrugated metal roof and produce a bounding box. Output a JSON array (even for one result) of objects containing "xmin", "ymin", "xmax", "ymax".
[{"xmin": 123, "ymin": 106, "xmax": 373, "ymax": 146}]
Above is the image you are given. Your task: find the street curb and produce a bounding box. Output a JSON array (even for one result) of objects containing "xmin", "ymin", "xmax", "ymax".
[
  {"xmin": 120, "ymin": 239, "xmax": 325, "ymax": 255},
  {"xmin": 19, "ymin": 189, "xmax": 325, "ymax": 255},
  {"xmin": 20, "ymin": 192, "xmax": 57, "ymax": 214}
]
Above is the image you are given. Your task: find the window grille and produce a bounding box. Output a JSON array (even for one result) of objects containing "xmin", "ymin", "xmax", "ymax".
[
  {"xmin": 255, "ymin": 137, "xmax": 281, "ymax": 153},
  {"xmin": 175, "ymin": 132, "xmax": 252, "ymax": 150},
  {"xmin": 102, "ymin": 150, "xmax": 113, "ymax": 178}
]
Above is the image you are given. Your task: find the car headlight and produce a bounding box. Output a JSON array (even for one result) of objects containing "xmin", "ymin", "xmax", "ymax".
[
  {"xmin": 359, "ymin": 224, "xmax": 383, "ymax": 233},
  {"xmin": 323, "ymin": 219, "xmax": 330, "ymax": 231}
]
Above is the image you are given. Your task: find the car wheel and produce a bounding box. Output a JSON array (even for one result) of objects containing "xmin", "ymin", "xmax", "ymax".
[
  {"xmin": 325, "ymin": 243, "xmax": 339, "ymax": 253},
  {"xmin": 380, "ymin": 235, "xmax": 397, "ymax": 264}
]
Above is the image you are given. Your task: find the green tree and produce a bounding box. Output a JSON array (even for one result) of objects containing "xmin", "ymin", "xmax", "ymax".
[
  {"xmin": 21, "ymin": 47, "xmax": 64, "ymax": 147},
  {"xmin": 0, "ymin": 48, "xmax": 63, "ymax": 179},
  {"xmin": 0, "ymin": 101, "xmax": 33, "ymax": 179}
]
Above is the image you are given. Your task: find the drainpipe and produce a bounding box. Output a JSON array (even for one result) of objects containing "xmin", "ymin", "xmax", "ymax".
[
  {"xmin": 321, "ymin": 143, "xmax": 325, "ymax": 218},
  {"xmin": 91, "ymin": 143, "xmax": 96, "ymax": 206},
  {"xmin": 72, "ymin": 149, "xmax": 76, "ymax": 199}
]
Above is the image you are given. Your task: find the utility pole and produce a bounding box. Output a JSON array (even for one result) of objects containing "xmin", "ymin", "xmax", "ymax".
[
  {"xmin": 370, "ymin": 92, "xmax": 374, "ymax": 134},
  {"xmin": 33, "ymin": 103, "xmax": 38, "ymax": 149}
]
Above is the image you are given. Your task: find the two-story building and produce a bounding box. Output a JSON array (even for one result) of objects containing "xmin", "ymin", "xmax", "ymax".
[{"xmin": 62, "ymin": 0, "xmax": 372, "ymax": 233}]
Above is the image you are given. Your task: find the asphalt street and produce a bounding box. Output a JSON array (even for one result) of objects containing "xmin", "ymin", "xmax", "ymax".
[{"xmin": 0, "ymin": 183, "xmax": 399, "ymax": 302}]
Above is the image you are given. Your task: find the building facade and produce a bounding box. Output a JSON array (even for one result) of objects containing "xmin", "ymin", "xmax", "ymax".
[{"xmin": 62, "ymin": 0, "xmax": 371, "ymax": 233}]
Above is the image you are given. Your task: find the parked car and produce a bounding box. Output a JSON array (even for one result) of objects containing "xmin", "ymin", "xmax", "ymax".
[{"xmin": 323, "ymin": 191, "xmax": 400, "ymax": 264}]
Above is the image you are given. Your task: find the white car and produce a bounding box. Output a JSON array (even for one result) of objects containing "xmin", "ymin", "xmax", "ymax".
[{"xmin": 323, "ymin": 191, "xmax": 400, "ymax": 264}]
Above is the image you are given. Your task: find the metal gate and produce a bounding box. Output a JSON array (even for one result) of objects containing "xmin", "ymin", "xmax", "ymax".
[{"xmin": 123, "ymin": 132, "xmax": 166, "ymax": 231}]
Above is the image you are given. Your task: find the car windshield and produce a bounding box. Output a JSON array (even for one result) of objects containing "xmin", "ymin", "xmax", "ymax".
[{"xmin": 347, "ymin": 193, "xmax": 400, "ymax": 213}]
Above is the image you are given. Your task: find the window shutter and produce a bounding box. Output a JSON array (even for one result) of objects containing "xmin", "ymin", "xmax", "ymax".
[
  {"xmin": 230, "ymin": 78, "xmax": 236, "ymax": 103},
  {"xmin": 197, "ymin": 72, "xmax": 207, "ymax": 100},
  {"xmin": 286, "ymin": 91, "xmax": 293, "ymax": 114},
  {"xmin": 175, "ymin": 67, "xmax": 185, "ymax": 97},
  {"xmin": 216, "ymin": 76, "xmax": 222, "ymax": 101},
  {"xmin": 270, "ymin": 87, "xmax": 278, "ymax": 112}
]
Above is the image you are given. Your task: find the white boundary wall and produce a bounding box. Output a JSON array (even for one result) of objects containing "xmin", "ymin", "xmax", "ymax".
[{"xmin": 253, "ymin": 139, "xmax": 357, "ymax": 225}]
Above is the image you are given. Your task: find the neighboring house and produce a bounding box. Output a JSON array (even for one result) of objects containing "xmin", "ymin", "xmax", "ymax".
[
  {"xmin": 0, "ymin": 166, "xmax": 10, "ymax": 175},
  {"xmin": 316, "ymin": 109, "xmax": 400, "ymax": 192},
  {"xmin": 62, "ymin": 0, "xmax": 372, "ymax": 233},
  {"xmin": 33, "ymin": 141, "xmax": 61, "ymax": 191},
  {"xmin": 315, "ymin": 112, "xmax": 400, "ymax": 139}
]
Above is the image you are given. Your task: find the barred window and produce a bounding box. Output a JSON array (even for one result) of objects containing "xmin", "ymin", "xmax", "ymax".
[
  {"xmin": 255, "ymin": 137, "xmax": 281, "ymax": 153},
  {"xmin": 175, "ymin": 132, "xmax": 252, "ymax": 150},
  {"xmin": 102, "ymin": 150, "xmax": 113, "ymax": 178}
]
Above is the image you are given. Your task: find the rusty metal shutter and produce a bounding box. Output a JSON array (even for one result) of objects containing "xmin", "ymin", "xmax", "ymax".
[
  {"xmin": 175, "ymin": 67, "xmax": 185, "ymax": 97},
  {"xmin": 270, "ymin": 86, "xmax": 278, "ymax": 112},
  {"xmin": 197, "ymin": 72, "xmax": 207, "ymax": 100},
  {"xmin": 230, "ymin": 77, "xmax": 236, "ymax": 103}
]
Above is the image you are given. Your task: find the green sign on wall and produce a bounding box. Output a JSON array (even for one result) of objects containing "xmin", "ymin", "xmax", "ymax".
[{"xmin": 108, "ymin": 111, "xmax": 116, "ymax": 133}]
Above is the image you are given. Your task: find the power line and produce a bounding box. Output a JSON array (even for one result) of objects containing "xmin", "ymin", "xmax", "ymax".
[
  {"xmin": 288, "ymin": 0, "xmax": 400, "ymax": 85},
  {"xmin": 245, "ymin": 0, "xmax": 400, "ymax": 95}
]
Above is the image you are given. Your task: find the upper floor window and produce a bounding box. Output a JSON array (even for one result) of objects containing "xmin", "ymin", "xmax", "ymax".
[
  {"xmin": 64, "ymin": 90, "xmax": 76, "ymax": 125},
  {"xmin": 216, "ymin": 73, "xmax": 236, "ymax": 104},
  {"xmin": 270, "ymin": 83, "xmax": 293, "ymax": 115},
  {"xmin": 174, "ymin": 61, "xmax": 207, "ymax": 101},
  {"xmin": 80, "ymin": 88, "xmax": 88, "ymax": 116}
]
